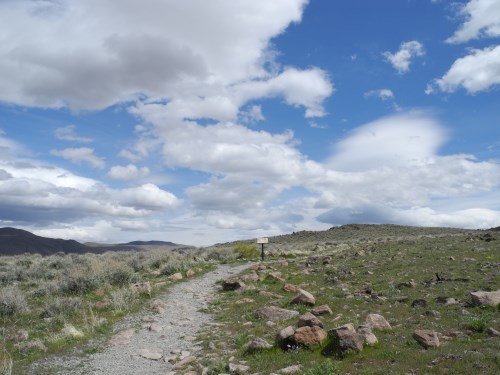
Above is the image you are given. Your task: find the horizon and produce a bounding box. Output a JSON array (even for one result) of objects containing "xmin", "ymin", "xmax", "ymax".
[{"xmin": 1, "ymin": 0, "xmax": 499, "ymax": 247}]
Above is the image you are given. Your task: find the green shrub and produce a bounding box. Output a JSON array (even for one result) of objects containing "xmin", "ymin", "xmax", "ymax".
[
  {"xmin": 234, "ymin": 244, "xmax": 259, "ymax": 259},
  {"xmin": 107, "ymin": 267, "xmax": 135, "ymax": 287},
  {"xmin": 301, "ymin": 360, "xmax": 339, "ymax": 375},
  {"xmin": 60, "ymin": 274, "xmax": 99, "ymax": 295}
]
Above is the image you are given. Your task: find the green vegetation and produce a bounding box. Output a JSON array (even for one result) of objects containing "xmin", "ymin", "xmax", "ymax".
[
  {"xmin": 234, "ymin": 243, "xmax": 260, "ymax": 260},
  {"xmin": 199, "ymin": 226, "xmax": 500, "ymax": 374}
]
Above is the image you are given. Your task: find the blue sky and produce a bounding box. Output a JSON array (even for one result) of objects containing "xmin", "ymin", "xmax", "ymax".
[{"xmin": 0, "ymin": 0, "xmax": 499, "ymax": 245}]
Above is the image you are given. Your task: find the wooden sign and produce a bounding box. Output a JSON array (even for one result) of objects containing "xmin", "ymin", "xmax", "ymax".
[{"xmin": 256, "ymin": 237, "xmax": 268, "ymax": 244}]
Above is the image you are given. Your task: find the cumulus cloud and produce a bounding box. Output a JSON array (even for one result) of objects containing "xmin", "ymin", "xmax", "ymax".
[
  {"xmin": 447, "ymin": 0, "xmax": 500, "ymax": 43},
  {"xmin": 0, "ymin": 0, "xmax": 331, "ymax": 120},
  {"xmin": 54, "ymin": 125, "xmax": 93, "ymax": 143},
  {"xmin": 107, "ymin": 164, "xmax": 150, "ymax": 180},
  {"xmin": 430, "ymin": 45, "xmax": 500, "ymax": 94},
  {"xmin": 383, "ymin": 41, "xmax": 425, "ymax": 74},
  {"xmin": 51, "ymin": 147, "xmax": 106, "ymax": 169}
]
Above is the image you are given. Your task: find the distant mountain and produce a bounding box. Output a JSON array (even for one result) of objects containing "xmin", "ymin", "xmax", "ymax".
[
  {"xmin": 122, "ymin": 240, "xmax": 179, "ymax": 246},
  {"xmin": 0, "ymin": 227, "xmax": 91, "ymax": 256}
]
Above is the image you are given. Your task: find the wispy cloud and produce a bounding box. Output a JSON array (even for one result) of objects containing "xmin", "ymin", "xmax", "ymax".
[
  {"xmin": 364, "ymin": 89, "xmax": 395, "ymax": 101},
  {"xmin": 54, "ymin": 125, "xmax": 93, "ymax": 143},
  {"xmin": 51, "ymin": 147, "xmax": 105, "ymax": 169}
]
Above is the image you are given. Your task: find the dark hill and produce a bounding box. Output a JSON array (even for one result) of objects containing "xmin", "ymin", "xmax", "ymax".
[
  {"xmin": 0, "ymin": 227, "xmax": 91, "ymax": 256},
  {"xmin": 123, "ymin": 240, "xmax": 179, "ymax": 246}
]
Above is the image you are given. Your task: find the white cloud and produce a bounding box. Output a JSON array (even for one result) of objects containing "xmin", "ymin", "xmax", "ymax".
[
  {"xmin": 0, "ymin": 0, "xmax": 331, "ymax": 121},
  {"xmin": 107, "ymin": 164, "xmax": 150, "ymax": 180},
  {"xmin": 240, "ymin": 105, "xmax": 265, "ymax": 124},
  {"xmin": 51, "ymin": 147, "xmax": 105, "ymax": 169},
  {"xmin": 54, "ymin": 125, "xmax": 93, "ymax": 143},
  {"xmin": 364, "ymin": 89, "xmax": 395, "ymax": 101},
  {"xmin": 383, "ymin": 41, "xmax": 425, "ymax": 74},
  {"xmin": 447, "ymin": 0, "xmax": 500, "ymax": 43},
  {"xmin": 431, "ymin": 45, "xmax": 500, "ymax": 93}
]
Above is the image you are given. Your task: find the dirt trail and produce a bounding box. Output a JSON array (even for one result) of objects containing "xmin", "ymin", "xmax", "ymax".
[{"xmin": 30, "ymin": 263, "xmax": 247, "ymax": 375}]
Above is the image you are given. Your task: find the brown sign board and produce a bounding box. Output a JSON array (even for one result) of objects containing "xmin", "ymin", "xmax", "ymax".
[{"xmin": 256, "ymin": 237, "xmax": 268, "ymax": 244}]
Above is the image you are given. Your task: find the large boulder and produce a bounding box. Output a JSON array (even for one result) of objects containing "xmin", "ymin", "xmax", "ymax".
[
  {"xmin": 470, "ymin": 290, "xmax": 500, "ymax": 306},
  {"xmin": 291, "ymin": 289, "xmax": 315, "ymax": 306},
  {"xmin": 324, "ymin": 324, "xmax": 364, "ymax": 357},
  {"xmin": 254, "ymin": 307, "xmax": 299, "ymax": 321},
  {"xmin": 293, "ymin": 326, "xmax": 327, "ymax": 347},
  {"xmin": 413, "ymin": 329, "xmax": 440, "ymax": 349},
  {"xmin": 297, "ymin": 312, "xmax": 324, "ymax": 328},
  {"xmin": 364, "ymin": 314, "xmax": 391, "ymax": 330},
  {"xmin": 275, "ymin": 326, "xmax": 296, "ymax": 350}
]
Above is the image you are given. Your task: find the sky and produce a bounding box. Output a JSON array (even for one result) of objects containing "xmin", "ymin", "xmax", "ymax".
[{"xmin": 0, "ymin": 0, "xmax": 499, "ymax": 246}]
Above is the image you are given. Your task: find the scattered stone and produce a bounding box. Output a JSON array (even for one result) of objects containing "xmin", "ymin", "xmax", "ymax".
[
  {"xmin": 449, "ymin": 256, "xmax": 455, "ymax": 260},
  {"xmin": 486, "ymin": 327, "xmax": 500, "ymax": 337},
  {"xmin": 109, "ymin": 329, "xmax": 135, "ymax": 346},
  {"xmin": 413, "ymin": 329, "xmax": 440, "ymax": 349},
  {"xmin": 281, "ymin": 261, "xmax": 289, "ymax": 267},
  {"xmin": 291, "ymin": 289, "xmax": 315, "ymax": 306},
  {"xmin": 425, "ymin": 310, "xmax": 441, "ymax": 318},
  {"xmin": 142, "ymin": 315, "xmax": 159, "ymax": 323},
  {"xmin": 138, "ymin": 348, "xmax": 163, "ymax": 360},
  {"xmin": 174, "ymin": 355, "xmax": 197, "ymax": 370},
  {"xmin": 254, "ymin": 307, "xmax": 299, "ymax": 321},
  {"xmin": 463, "ymin": 258, "xmax": 476, "ymax": 262},
  {"xmin": 411, "ymin": 299, "xmax": 428, "ymax": 308},
  {"xmin": 267, "ymin": 272, "xmax": 285, "ymax": 282},
  {"xmin": 151, "ymin": 299, "xmax": 167, "ymax": 314},
  {"xmin": 470, "ymin": 290, "xmax": 500, "ymax": 306},
  {"xmin": 322, "ymin": 256, "xmax": 332, "ymax": 265},
  {"xmin": 236, "ymin": 298, "xmax": 255, "ymax": 304},
  {"xmin": 148, "ymin": 323, "xmax": 162, "ymax": 333},
  {"xmin": 266, "ymin": 321, "xmax": 276, "ymax": 328},
  {"xmin": 279, "ymin": 364, "xmax": 302, "ymax": 374},
  {"xmin": 222, "ymin": 279, "xmax": 247, "ymax": 291},
  {"xmin": 325, "ymin": 324, "xmax": 364, "ymax": 356},
  {"xmin": 397, "ymin": 280, "xmax": 417, "ymax": 289},
  {"xmin": 228, "ymin": 362, "xmax": 250, "ymax": 374},
  {"xmin": 297, "ymin": 312, "xmax": 324, "ymax": 328},
  {"xmin": 258, "ymin": 290, "xmax": 281, "ymax": 298},
  {"xmin": 435, "ymin": 296, "xmax": 459, "ymax": 305},
  {"xmin": 357, "ymin": 325, "xmax": 378, "ymax": 346},
  {"xmin": 186, "ymin": 269, "xmax": 195, "ymax": 278},
  {"xmin": 283, "ymin": 283, "xmax": 299, "ymax": 293},
  {"xmin": 240, "ymin": 272, "xmax": 259, "ymax": 282},
  {"xmin": 293, "ymin": 326, "xmax": 327, "ymax": 347},
  {"xmin": 246, "ymin": 337, "xmax": 272, "ymax": 353},
  {"xmin": 364, "ymin": 314, "xmax": 392, "ymax": 330},
  {"xmin": 130, "ymin": 281, "xmax": 152, "ymax": 297},
  {"xmin": 311, "ymin": 304, "xmax": 333, "ymax": 316},
  {"xmin": 15, "ymin": 339, "xmax": 47, "ymax": 353},
  {"xmin": 62, "ymin": 324, "xmax": 84, "ymax": 338},
  {"xmin": 169, "ymin": 273, "xmax": 183, "ymax": 281},
  {"xmin": 355, "ymin": 250, "xmax": 366, "ymax": 257}
]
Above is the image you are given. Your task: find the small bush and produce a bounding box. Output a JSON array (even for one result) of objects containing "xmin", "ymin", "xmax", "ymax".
[
  {"xmin": 302, "ymin": 360, "xmax": 340, "ymax": 375},
  {"xmin": 0, "ymin": 286, "xmax": 28, "ymax": 318},
  {"xmin": 60, "ymin": 274, "xmax": 99, "ymax": 295},
  {"xmin": 234, "ymin": 244, "xmax": 259, "ymax": 259},
  {"xmin": 107, "ymin": 267, "xmax": 135, "ymax": 287}
]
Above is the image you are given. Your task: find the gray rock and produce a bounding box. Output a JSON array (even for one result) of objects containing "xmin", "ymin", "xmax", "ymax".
[
  {"xmin": 137, "ymin": 348, "xmax": 163, "ymax": 360},
  {"xmin": 413, "ymin": 329, "xmax": 440, "ymax": 349},
  {"xmin": 297, "ymin": 312, "xmax": 323, "ymax": 328},
  {"xmin": 470, "ymin": 290, "xmax": 500, "ymax": 306},
  {"xmin": 325, "ymin": 324, "xmax": 364, "ymax": 356},
  {"xmin": 311, "ymin": 304, "xmax": 333, "ymax": 316},
  {"xmin": 254, "ymin": 307, "xmax": 299, "ymax": 321},
  {"xmin": 364, "ymin": 314, "xmax": 391, "ymax": 330},
  {"xmin": 246, "ymin": 337, "xmax": 272, "ymax": 353},
  {"xmin": 291, "ymin": 289, "xmax": 315, "ymax": 306}
]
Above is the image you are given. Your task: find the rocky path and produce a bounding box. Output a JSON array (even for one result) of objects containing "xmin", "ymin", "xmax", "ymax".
[{"xmin": 31, "ymin": 263, "xmax": 247, "ymax": 375}]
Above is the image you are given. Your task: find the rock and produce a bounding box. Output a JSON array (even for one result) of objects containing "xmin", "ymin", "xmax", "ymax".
[
  {"xmin": 62, "ymin": 324, "xmax": 84, "ymax": 338},
  {"xmin": 291, "ymin": 289, "xmax": 315, "ymax": 306},
  {"xmin": 235, "ymin": 298, "xmax": 255, "ymax": 304},
  {"xmin": 130, "ymin": 281, "xmax": 152, "ymax": 297},
  {"xmin": 174, "ymin": 355, "xmax": 197, "ymax": 370},
  {"xmin": 297, "ymin": 312, "xmax": 323, "ymax": 328},
  {"xmin": 267, "ymin": 272, "xmax": 285, "ymax": 282},
  {"xmin": 240, "ymin": 272, "xmax": 259, "ymax": 282},
  {"xmin": 470, "ymin": 290, "xmax": 500, "ymax": 306},
  {"xmin": 322, "ymin": 256, "xmax": 332, "ymax": 265},
  {"xmin": 275, "ymin": 326, "xmax": 296, "ymax": 350},
  {"xmin": 413, "ymin": 329, "xmax": 440, "ymax": 349},
  {"xmin": 396, "ymin": 280, "xmax": 417, "ymax": 289},
  {"xmin": 364, "ymin": 314, "xmax": 391, "ymax": 330},
  {"xmin": 148, "ymin": 323, "xmax": 162, "ymax": 333},
  {"xmin": 281, "ymin": 261, "xmax": 289, "ymax": 267},
  {"xmin": 325, "ymin": 324, "xmax": 364, "ymax": 356},
  {"xmin": 151, "ymin": 299, "xmax": 167, "ymax": 314},
  {"xmin": 357, "ymin": 325, "xmax": 378, "ymax": 346},
  {"xmin": 279, "ymin": 365, "xmax": 302, "ymax": 374},
  {"xmin": 411, "ymin": 299, "xmax": 428, "ymax": 308},
  {"xmin": 254, "ymin": 307, "xmax": 299, "ymax": 321},
  {"xmin": 222, "ymin": 279, "xmax": 246, "ymax": 291},
  {"xmin": 142, "ymin": 315, "xmax": 159, "ymax": 323},
  {"xmin": 449, "ymin": 256, "xmax": 455, "ymax": 260},
  {"xmin": 486, "ymin": 327, "xmax": 500, "ymax": 337},
  {"xmin": 109, "ymin": 328, "xmax": 135, "ymax": 346},
  {"xmin": 169, "ymin": 272, "xmax": 183, "ymax": 281},
  {"xmin": 186, "ymin": 269, "xmax": 195, "ymax": 278},
  {"xmin": 283, "ymin": 283, "xmax": 299, "ymax": 293},
  {"xmin": 435, "ymin": 296, "xmax": 459, "ymax": 305},
  {"xmin": 293, "ymin": 326, "xmax": 327, "ymax": 347},
  {"xmin": 425, "ymin": 310, "xmax": 441, "ymax": 318},
  {"xmin": 138, "ymin": 348, "xmax": 163, "ymax": 360},
  {"xmin": 311, "ymin": 304, "xmax": 333, "ymax": 316},
  {"xmin": 228, "ymin": 363, "xmax": 250, "ymax": 374},
  {"xmin": 258, "ymin": 290, "xmax": 281, "ymax": 298},
  {"xmin": 246, "ymin": 338, "xmax": 272, "ymax": 353}
]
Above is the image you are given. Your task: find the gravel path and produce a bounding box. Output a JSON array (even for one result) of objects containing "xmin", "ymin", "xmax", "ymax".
[{"xmin": 31, "ymin": 263, "xmax": 247, "ymax": 375}]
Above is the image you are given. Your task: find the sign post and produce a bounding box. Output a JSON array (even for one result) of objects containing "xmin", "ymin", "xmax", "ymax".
[{"xmin": 257, "ymin": 237, "xmax": 268, "ymax": 262}]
